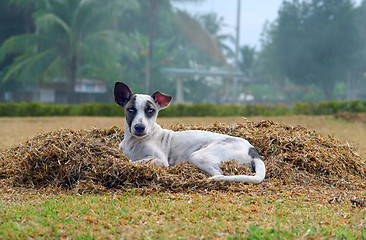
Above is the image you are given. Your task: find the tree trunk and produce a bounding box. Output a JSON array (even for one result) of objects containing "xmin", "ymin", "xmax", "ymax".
[
  {"xmin": 146, "ymin": 0, "xmax": 161, "ymax": 94},
  {"xmin": 67, "ymin": 56, "xmax": 77, "ymax": 104}
]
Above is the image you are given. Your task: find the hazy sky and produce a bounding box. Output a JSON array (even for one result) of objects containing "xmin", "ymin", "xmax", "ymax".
[{"xmin": 171, "ymin": 0, "xmax": 362, "ymax": 49}]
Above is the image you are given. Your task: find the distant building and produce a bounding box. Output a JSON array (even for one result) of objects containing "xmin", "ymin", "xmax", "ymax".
[{"xmin": 2, "ymin": 79, "xmax": 110, "ymax": 104}]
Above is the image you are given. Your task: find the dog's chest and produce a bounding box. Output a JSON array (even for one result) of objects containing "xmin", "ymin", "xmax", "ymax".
[{"xmin": 121, "ymin": 128, "xmax": 173, "ymax": 161}]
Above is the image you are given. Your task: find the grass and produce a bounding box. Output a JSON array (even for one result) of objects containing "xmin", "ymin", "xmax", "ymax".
[
  {"xmin": 1, "ymin": 115, "xmax": 366, "ymax": 239},
  {"xmin": 1, "ymin": 190, "xmax": 365, "ymax": 239}
]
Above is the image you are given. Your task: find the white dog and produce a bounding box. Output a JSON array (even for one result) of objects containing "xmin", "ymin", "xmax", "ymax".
[{"xmin": 114, "ymin": 82, "xmax": 265, "ymax": 184}]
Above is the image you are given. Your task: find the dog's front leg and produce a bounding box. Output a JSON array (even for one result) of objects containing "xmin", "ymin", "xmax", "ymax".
[
  {"xmin": 137, "ymin": 145, "xmax": 169, "ymax": 167},
  {"xmin": 133, "ymin": 147, "xmax": 169, "ymax": 167},
  {"xmin": 134, "ymin": 157, "xmax": 169, "ymax": 167}
]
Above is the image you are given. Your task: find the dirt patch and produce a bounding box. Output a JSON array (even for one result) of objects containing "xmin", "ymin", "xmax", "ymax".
[{"xmin": 0, "ymin": 121, "xmax": 365, "ymax": 194}]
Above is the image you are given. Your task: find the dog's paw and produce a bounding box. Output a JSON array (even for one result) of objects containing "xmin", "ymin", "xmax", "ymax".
[{"xmin": 208, "ymin": 175, "xmax": 226, "ymax": 181}]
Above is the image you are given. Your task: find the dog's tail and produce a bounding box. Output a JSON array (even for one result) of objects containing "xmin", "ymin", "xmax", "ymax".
[{"xmin": 208, "ymin": 158, "xmax": 266, "ymax": 184}]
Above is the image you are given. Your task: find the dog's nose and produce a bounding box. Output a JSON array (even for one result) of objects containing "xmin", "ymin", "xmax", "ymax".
[{"xmin": 134, "ymin": 124, "xmax": 145, "ymax": 134}]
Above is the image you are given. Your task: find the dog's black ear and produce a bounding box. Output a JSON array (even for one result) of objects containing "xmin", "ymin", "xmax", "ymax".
[
  {"xmin": 151, "ymin": 91, "xmax": 172, "ymax": 109},
  {"xmin": 114, "ymin": 82, "xmax": 133, "ymax": 107}
]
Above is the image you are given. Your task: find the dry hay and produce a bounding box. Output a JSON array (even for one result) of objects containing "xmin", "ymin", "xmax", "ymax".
[{"xmin": 0, "ymin": 120, "xmax": 365, "ymax": 194}]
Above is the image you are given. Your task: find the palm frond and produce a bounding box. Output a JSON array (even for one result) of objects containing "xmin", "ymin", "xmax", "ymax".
[
  {"xmin": 43, "ymin": 55, "xmax": 64, "ymax": 80},
  {"xmin": 3, "ymin": 48, "xmax": 59, "ymax": 83},
  {"xmin": 76, "ymin": 0, "xmax": 138, "ymax": 36},
  {"xmin": 84, "ymin": 30, "xmax": 125, "ymax": 41},
  {"xmin": 36, "ymin": 13, "xmax": 71, "ymax": 38},
  {"xmin": 0, "ymin": 34, "xmax": 39, "ymax": 62},
  {"xmin": 175, "ymin": 10, "xmax": 229, "ymax": 68},
  {"xmin": 2, "ymin": 0, "xmax": 139, "ymax": 92},
  {"xmin": 80, "ymin": 31, "xmax": 121, "ymax": 66}
]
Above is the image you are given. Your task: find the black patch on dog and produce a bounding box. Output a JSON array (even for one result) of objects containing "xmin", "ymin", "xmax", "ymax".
[
  {"xmin": 249, "ymin": 147, "xmax": 262, "ymax": 173},
  {"xmin": 250, "ymin": 161, "xmax": 256, "ymax": 173},
  {"xmin": 124, "ymin": 95, "xmax": 137, "ymax": 132},
  {"xmin": 248, "ymin": 147, "xmax": 260, "ymax": 159},
  {"xmin": 160, "ymin": 131, "xmax": 170, "ymax": 144},
  {"xmin": 144, "ymin": 101, "xmax": 156, "ymax": 118},
  {"xmin": 114, "ymin": 82, "xmax": 133, "ymax": 107}
]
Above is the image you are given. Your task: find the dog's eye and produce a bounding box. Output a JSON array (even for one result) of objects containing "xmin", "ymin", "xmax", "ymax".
[
  {"xmin": 127, "ymin": 108, "xmax": 136, "ymax": 113},
  {"xmin": 147, "ymin": 108, "xmax": 155, "ymax": 113}
]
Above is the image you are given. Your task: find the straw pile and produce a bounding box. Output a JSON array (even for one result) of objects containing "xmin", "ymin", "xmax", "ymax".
[{"xmin": 0, "ymin": 120, "xmax": 365, "ymax": 193}]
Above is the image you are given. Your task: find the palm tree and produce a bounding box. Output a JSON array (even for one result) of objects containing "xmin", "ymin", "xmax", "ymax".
[
  {"xmin": 239, "ymin": 45, "xmax": 256, "ymax": 78},
  {"xmin": 145, "ymin": 0, "xmax": 205, "ymax": 94},
  {"xmin": 175, "ymin": 10, "xmax": 229, "ymax": 68},
  {"xmin": 0, "ymin": 0, "xmax": 138, "ymax": 103},
  {"xmin": 195, "ymin": 12, "xmax": 234, "ymax": 60}
]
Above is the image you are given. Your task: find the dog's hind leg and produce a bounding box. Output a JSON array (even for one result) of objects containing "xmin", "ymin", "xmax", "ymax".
[
  {"xmin": 189, "ymin": 148, "xmax": 223, "ymax": 176},
  {"xmin": 190, "ymin": 143, "xmax": 266, "ymax": 184}
]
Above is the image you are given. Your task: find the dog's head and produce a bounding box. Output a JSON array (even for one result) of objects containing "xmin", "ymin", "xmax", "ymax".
[{"xmin": 114, "ymin": 82, "xmax": 172, "ymax": 138}]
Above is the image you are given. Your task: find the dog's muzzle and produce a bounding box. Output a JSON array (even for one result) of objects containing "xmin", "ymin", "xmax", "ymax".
[{"xmin": 133, "ymin": 123, "xmax": 146, "ymax": 137}]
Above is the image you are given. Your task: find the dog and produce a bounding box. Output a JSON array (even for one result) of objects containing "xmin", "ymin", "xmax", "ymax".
[{"xmin": 114, "ymin": 82, "xmax": 266, "ymax": 184}]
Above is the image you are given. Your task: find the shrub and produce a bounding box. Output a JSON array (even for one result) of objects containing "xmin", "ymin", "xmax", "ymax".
[{"xmin": 0, "ymin": 100, "xmax": 365, "ymax": 117}]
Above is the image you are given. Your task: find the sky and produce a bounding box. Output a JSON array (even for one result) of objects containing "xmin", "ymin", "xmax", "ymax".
[
  {"xmin": 171, "ymin": 0, "xmax": 284, "ymax": 49},
  {"xmin": 171, "ymin": 0, "xmax": 362, "ymax": 49}
]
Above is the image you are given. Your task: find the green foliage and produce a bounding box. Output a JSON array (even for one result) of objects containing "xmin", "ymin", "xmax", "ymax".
[
  {"xmin": 0, "ymin": 0, "xmax": 138, "ymax": 103},
  {"xmin": 195, "ymin": 12, "xmax": 234, "ymax": 59},
  {"xmin": 293, "ymin": 100, "xmax": 366, "ymax": 115},
  {"xmin": 158, "ymin": 103, "xmax": 291, "ymax": 117},
  {"xmin": 1, "ymin": 0, "xmax": 366, "ymax": 104},
  {"xmin": 239, "ymin": 45, "xmax": 256, "ymax": 77},
  {"xmin": 0, "ymin": 102, "xmax": 122, "ymax": 117},
  {"xmin": 77, "ymin": 103, "xmax": 123, "ymax": 116},
  {"xmin": 269, "ymin": 0, "xmax": 359, "ymax": 99},
  {"xmin": 1, "ymin": 100, "xmax": 366, "ymax": 117}
]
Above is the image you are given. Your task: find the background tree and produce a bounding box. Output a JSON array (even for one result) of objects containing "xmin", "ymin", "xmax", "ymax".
[
  {"xmin": 354, "ymin": 1, "xmax": 366, "ymax": 78},
  {"xmin": 0, "ymin": 0, "xmax": 35, "ymax": 98},
  {"xmin": 119, "ymin": 0, "xmax": 230, "ymax": 102},
  {"xmin": 270, "ymin": 0, "xmax": 359, "ymax": 100},
  {"xmin": 115, "ymin": 0, "xmax": 184, "ymax": 94},
  {"xmin": 238, "ymin": 45, "xmax": 256, "ymax": 78},
  {"xmin": 0, "ymin": 0, "xmax": 138, "ymax": 103},
  {"xmin": 143, "ymin": 0, "xmax": 205, "ymax": 94},
  {"xmin": 175, "ymin": 10, "xmax": 228, "ymax": 67},
  {"xmin": 195, "ymin": 12, "xmax": 234, "ymax": 60}
]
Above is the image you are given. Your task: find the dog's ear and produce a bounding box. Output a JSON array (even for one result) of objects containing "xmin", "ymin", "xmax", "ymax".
[
  {"xmin": 151, "ymin": 91, "xmax": 172, "ymax": 109},
  {"xmin": 114, "ymin": 82, "xmax": 133, "ymax": 107}
]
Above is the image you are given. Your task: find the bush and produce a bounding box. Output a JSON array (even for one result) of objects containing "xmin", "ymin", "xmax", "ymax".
[
  {"xmin": 293, "ymin": 100, "xmax": 366, "ymax": 115},
  {"xmin": 0, "ymin": 100, "xmax": 366, "ymax": 117},
  {"xmin": 74, "ymin": 103, "xmax": 124, "ymax": 117}
]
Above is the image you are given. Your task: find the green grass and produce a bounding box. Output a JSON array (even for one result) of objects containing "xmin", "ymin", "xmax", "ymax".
[{"xmin": 0, "ymin": 190, "xmax": 365, "ymax": 239}]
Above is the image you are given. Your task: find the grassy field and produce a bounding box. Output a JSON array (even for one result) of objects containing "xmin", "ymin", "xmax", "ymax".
[{"xmin": 1, "ymin": 115, "xmax": 365, "ymax": 239}]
